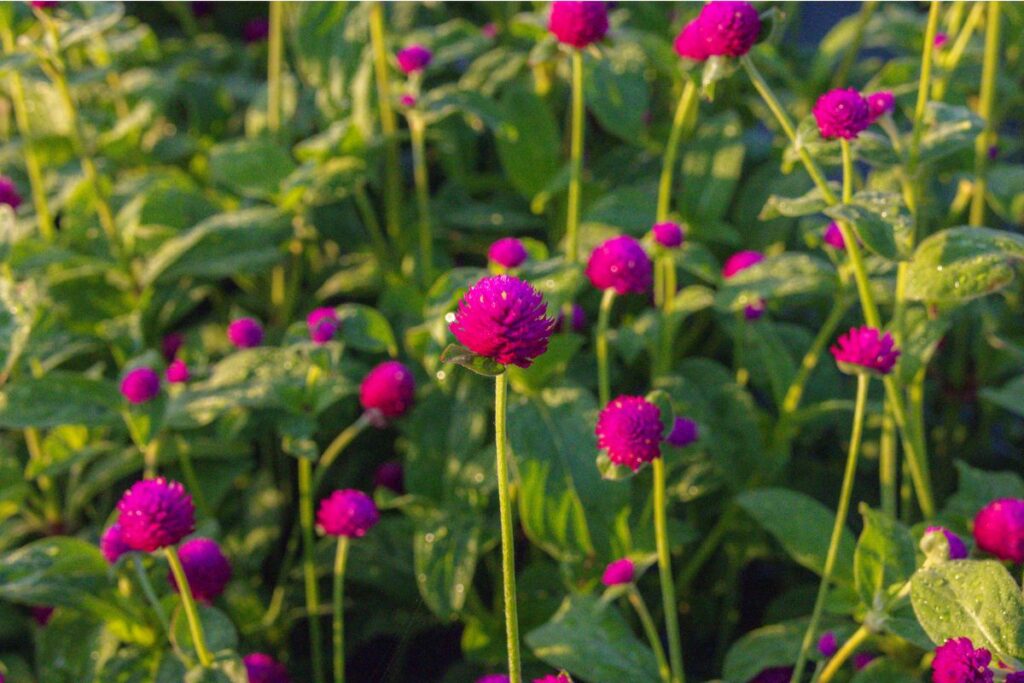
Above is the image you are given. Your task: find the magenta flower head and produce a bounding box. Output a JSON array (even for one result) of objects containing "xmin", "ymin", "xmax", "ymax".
[
  {"xmin": 748, "ymin": 668, "xmax": 793, "ymax": 683},
  {"xmin": 374, "ymin": 461, "xmax": 405, "ymax": 494},
  {"xmin": 817, "ymin": 631, "xmax": 838, "ymax": 658},
  {"xmin": 488, "ymin": 237, "xmax": 529, "ymax": 269},
  {"xmin": 651, "ymin": 222, "xmax": 684, "ymax": 248},
  {"xmin": 359, "ymin": 360, "xmax": 416, "ymax": 421},
  {"xmin": 548, "ymin": 1, "xmax": 609, "ymax": 48},
  {"xmin": 169, "ymin": 538, "xmax": 231, "ymax": 603},
  {"xmin": 120, "ymin": 367, "xmax": 161, "ymax": 404},
  {"xmin": 116, "ymin": 478, "xmax": 195, "ymax": 552},
  {"xmin": 933, "ymin": 32, "xmax": 949, "ymax": 49},
  {"xmin": 830, "ymin": 326, "xmax": 900, "ymax": 376},
  {"xmin": 1007, "ymin": 674, "xmax": 1024, "ymax": 683},
  {"xmin": 399, "ymin": 93, "xmax": 417, "ymax": 108},
  {"xmin": 813, "ymin": 88, "xmax": 871, "ymax": 140},
  {"xmin": 243, "ymin": 17, "xmax": 270, "ymax": 43},
  {"xmin": 165, "ymin": 358, "xmax": 190, "ymax": 384},
  {"xmin": 482, "ymin": 23, "xmax": 499, "ymax": 39},
  {"xmin": 674, "ymin": 19, "xmax": 708, "ymax": 61},
  {"xmin": 665, "ymin": 416, "xmax": 698, "ymax": 447},
  {"xmin": 973, "ymin": 498, "xmax": 1024, "ymax": 562},
  {"xmin": 722, "ymin": 250, "xmax": 764, "ymax": 278},
  {"xmin": 596, "ymin": 396, "xmax": 663, "ymax": 472},
  {"xmin": 556, "ymin": 303, "xmax": 587, "ymax": 333},
  {"xmin": 924, "ymin": 525, "xmax": 968, "ymax": 560},
  {"xmin": 0, "ymin": 176, "xmax": 22, "ymax": 209},
  {"xmin": 397, "ymin": 44, "xmax": 432, "ymax": 74},
  {"xmin": 228, "ymin": 317, "xmax": 263, "ymax": 348},
  {"xmin": 477, "ymin": 677, "xmax": 510, "ymax": 683},
  {"xmin": 317, "ymin": 489, "xmax": 380, "ymax": 538},
  {"xmin": 743, "ymin": 300, "xmax": 766, "ymax": 321},
  {"xmin": 244, "ymin": 653, "xmax": 292, "ymax": 683},
  {"xmin": 866, "ymin": 91, "xmax": 895, "ymax": 122},
  {"xmin": 601, "ymin": 557, "xmax": 635, "ymax": 586},
  {"xmin": 854, "ymin": 653, "xmax": 877, "ymax": 671},
  {"xmin": 449, "ymin": 275, "xmax": 555, "ymax": 368},
  {"xmin": 100, "ymin": 523, "xmax": 132, "ymax": 564},
  {"xmin": 823, "ymin": 221, "xmax": 846, "ymax": 250},
  {"xmin": 307, "ymin": 307, "xmax": 339, "ymax": 344},
  {"xmin": 696, "ymin": 1, "xmax": 761, "ymax": 58},
  {"xmin": 586, "ymin": 235, "xmax": 653, "ymax": 294},
  {"xmin": 931, "ymin": 638, "xmax": 992, "ymax": 683}
]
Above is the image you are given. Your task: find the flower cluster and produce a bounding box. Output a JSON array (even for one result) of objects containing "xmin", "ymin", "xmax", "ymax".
[
  {"xmin": 586, "ymin": 236, "xmax": 652, "ymax": 295},
  {"xmin": 830, "ymin": 326, "xmax": 900, "ymax": 376},
  {"xmin": 307, "ymin": 307, "xmax": 340, "ymax": 344},
  {"xmin": 548, "ymin": 1, "xmax": 609, "ymax": 48},
  {"xmin": 651, "ymin": 222, "xmax": 684, "ymax": 249},
  {"xmin": 318, "ymin": 489, "xmax": 380, "ymax": 538},
  {"xmin": 722, "ymin": 250, "xmax": 766, "ymax": 320},
  {"xmin": 924, "ymin": 525, "xmax": 968, "ymax": 560},
  {"xmin": 596, "ymin": 396, "xmax": 663, "ymax": 471},
  {"xmin": 601, "ymin": 557, "xmax": 635, "ymax": 586},
  {"xmin": 0, "ymin": 176, "xmax": 22, "ymax": 209},
  {"xmin": 397, "ymin": 44, "xmax": 433, "ymax": 74},
  {"xmin": 360, "ymin": 361, "xmax": 416, "ymax": 421},
  {"xmin": 488, "ymin": 237, "xmax": 528, "ymax": 269},
  {"xmin": 115, "ymin": 478, "xmax": 195, "ymax": 552},
  {"xmin": 169, "ymin": 538, "xmax": 232, "ymax": 603},
  {"xmin": 973, "ymin": 498, "xmax": 1024, "ymax": 562},
  {"xmin": 674, "ymin": 1, "xmax": 761, "ymax": 61},
  {"xmin": 931, "ymin": 638, "xmax": 992, "ymax": 683},
  {"xmin": 228, "ymin": 317, "xmax": 264, "ymax": 348},
  {"xmin": 121, "ymin": 367, "xmax": 161, "ymax": 404},
  {"xmin": 665, "ymin": 417, "xmax": 698, "ymax": 447},
  {"xmin": 244, "ymin": 653, "xmax": 292, "ymax": 683},
  {"xmin": 813, "ymin": 88, "xmax": 895, "ymax": 139}
]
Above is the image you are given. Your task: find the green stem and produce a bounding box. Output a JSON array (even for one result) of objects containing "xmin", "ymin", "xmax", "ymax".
[
  {"xmin": 267, "ymin": 1, "xmax": 284, "ymax": 135},
  {"xmin": 790, "ymin": 374, "xmax": 869, "ymax": 683},
  {"xmin": 837, "ymin": 140, "xmax": 879, "ymax": 329},
  {"xmin": 908, "ymin": 1, "xmax": 942, "ymax": 177},
  {"xmin": 596, "ymin": 289, "xmax": 616, "ymax": 406},
  {"xmin": 298, "ymin": 458, "xmax": 326, "ymax": 683},
  {"xmin": 332, "ymin": 536, "xmax": 350, "ymax": 683},
  {"xmin": 656, "ymin": 80, "xmax": 697, "ymax": 222},
  {"xmin": 816, "ymin": 624, "xmax": 871, "ymax": 683},
  {"xmin": 653, "ymin": 458, "xmax": 685, "ymax": 683},
  {"xmin": 369, "ymin": 2, "xmax": 402, "ymax": 243},
  {"xmin": 676, "ymin": 505, "xmax": 738, "ymax": 593},
  {"xmin": 627, "ymin": 586, "xmax": 672, "ymax": 683},
  {"xmin": 932, "ymin": 2, "xmax": 984, "ymax": 102},
  {"xmin": 879, "ymin": 400, "xmax": 898, "ymax": 518},
  {"xmin": 494, "ymin": 373, "xmax": 522, "ymax": 683},
  {"xmin": 143, "ymin": 438, "xmax": 160, "ymax": 479},
  {"xmin": 133, "ymin": 555, "xmax": 170, "ymax": 635},
  {"xmin": 409, "ymin": 113, "xmax": 433, "ymax": 288},
  {"xmin": 353, "ymin": 184, "xmax": 393, "ymax": 273},
  {"xmin": 565, "ymin": 49, "xmax": 585, "ymax": 264},
  {"xmin": 313, "ymin": 414, "xmax": 370, "ymax": 493},
  {"xmin": 779, "ymin": 298, "xmax": 852, "ymax": 420},
  {"xmin": 831, "ymin": 1, "xmax": 878, "ymax": 88},
  {"xmin": 25, "ymin": 428, "xmax": 60, "ymax": 526},
  {"xmin": 177, "ymin": 441, "xmax": 211, "ymax": 519},
  {"xmin": 969, "ymin": 2, "xmax": 999, "ymax": 227},
  {"xmin": 165, "ymin": 546, "xmax": 214, "ymax": 668}
]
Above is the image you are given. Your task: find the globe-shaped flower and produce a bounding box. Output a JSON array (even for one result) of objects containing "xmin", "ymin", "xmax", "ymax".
[
  {"xmin": 165, "ymin": 358, "xmax": 190, "ymax": 384},
  {"xmin": 116, "ymin": 478, "xmax": 195, "ymax": 552},
  {"xmin": 374, "ymin": 461, "xmax": 405, "ymax": 494},
  {"xmin": 169, "ymin": 538, "xmax": 232, "ymax": 603},
  {"xmin": 0, "ymin": 176, "xmax": 22, "ymax": 209},
  {"xmin": 665, "ymin": 417, "xmax": 698, "ymax": 447},
  {"xmin": 674, "ymin": 19, "xmax": 708, "ymax": 61},
  {"xmin": 307, "ymin": 307, "xmax": 339, "ymax": 344},
  {"xmin": 722, "ymin": 250, "xmax": 764, "ymax": 278},
  {"xmin": 651, "ymin": 222, "xmax": 684, "ymax": 248},
  {"xmin": 823, "ymin": 222, "xmax": 846, "ymax": 250},
  {"xmin": 933, "ymin": 32, "xmax": 949, "ymax": 49},
  {"xmin": 318, "ymin": 489, "xmax": 380, "ymax": 538},
  {"xmin": 931, "ymin": 638, "xmax": 992, "ymax": 683},
  {"xmin": 244, "ymin": 653, "xmax": 292, "ymax": 683},
  {"xmin": 359, "ymin": 360, "xmax": 416, "ymax": 421},
  {"xmin": 696, "ymin": 1, "xmax": 761, "ymax": 58},
  {"xmin": 601, "ymin": 557, "xmax": 635, "ymax": 586},
  {"xmin": 743, "ymin": 300, "xmax": 766, "ymax": 321},
  {"xmin": 596, "ymin": 396, "xmax": 663, "ymax": 471},
  {"xmin": 100, "ymin": 523, "xmax": 132, "ymax": 564},
  {"xmin": 818, "ymin": 631, "xmax": 838, "ymax": 657},
  {"xmin": 397, "ymin": 44, "xmax": 432, "ymax": 74},
  {"xmin": 924, "ymin": 525, "xmax": 968, "ymax": 560},
  {"xmin": 586, "ymin": 236, "xmax": 653, "ymax": 294},
  {"xmin": 399, "ymin": 93, "xmax": 417, "ymax": 108},
  {"xmin": 748, "ymin": 668, "xmax": 793, "ymax": 683},
  {"xmin": 556, "ymin": 303, "xmax": 587, "ymax": 333},
  {"xmin": 488, "ymin": 237, "xmax": 528, "ymax": 269},
  {"xmin": 548, "ymin": 1, "xmax": 608, "ymax": 48},
  {"xmin": 449, "ymin": 275, "xmax": 555, "ymax": 368},
  {"xmin": 228, "ymin": 317, "xmax": 263, "ymax": 348},
  {"xmin": 866, "ymin": 91, "xmax": 895, "ymax": 122},
  {"xmin": 243, "ymin": 17, "xmax": 269, "ymax": 43},
  {"xmin": 120, "ymin": 367, "xmax": 160, "ymax": 404},
  {"xmin": 974, "ymin": 498, "xmax": 1024, "ymax": 563},
  {"xmin": 813, "ymin": 88, "xmax": 871, "ymax": 140},
  {"xmin": 830, "ymin": 326, "xmax": 900, "ymax": 376}
]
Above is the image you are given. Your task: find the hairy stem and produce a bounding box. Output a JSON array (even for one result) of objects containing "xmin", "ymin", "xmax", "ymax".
[
  {"xmin": 656, "ymin": 80, "xmax": 697, "ymax": 222},
  {"xmin": 333, "ymin": 536, "xmax": 350, "ymax": 683},
  {"xmin": 816, "ymin": 624, "xmax": 871, "ymax": 683},
  {"xmin": 653, "ymin": 458, "xmax": 685, "ymax": 683},
  {"xmin": 494, "ymin": 372, "xmax": 522, "ymax": 683},
  {"xmin": 409, "ymin": 113, "xmax": 434, "ymax": 288},
  {"xmin": 267, "ymin": 1, "xmax": 284, "ymax": 135},
  {"xmin": 298, "ymin": 458, "xmax": 326, "ymax": 683},
  {"xmin": 627, "ymin": 586, "xmax": 672, "ymax": 683}
]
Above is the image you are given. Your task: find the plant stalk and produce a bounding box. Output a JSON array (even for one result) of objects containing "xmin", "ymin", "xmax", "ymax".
[
  {"xmin": 298, "ymin": 458, "xmax": 326, "ymax": 683},
  {"xmin": 494, "ymin": 372, "xmax": 522, "ymax": 683},
  {"xmin": 653, "ymin": 458, "xmax": 685, "ymax": 683},
  {"xmin": 267, "ymin": 1, "xmax": 284, "ymax": 135},
  {"xmin": 166, "ymin": 546, "xmax": 214, "ymax": 668},
  {"xmin": 816, "ymin": 624, "xmax": 871, "ymax": 683},
  {"xmin": 565, "ymin": 49, "xmax": 585, "ymax": 264},
  {"xmin": 369, "ymin": 2, "xmax": 402, "ymax": 243},
  {"xmin": 656, "ymin": 80, "xmax": 697, "ymax": 222},
  {"xmin": 596, "ymin": 289, "xmax": 616, "ymax": 406},
  {"xmin": 627, "ymin": 586, "xmax": 672, "ymax": 683},
  {"xmin": 314, "ymin": 414, "xmax": 370, "ymax": 493},
  {"xmin": 333, "ymin": 536, "xmax": 350, "ymax": 683},
  {"xmin": 409, "ymin": 112, "xmax": 434, "ymax": 288},
  {"xmin": 969, "ymin": 2, "xmax": 999, "ymax": 227}
]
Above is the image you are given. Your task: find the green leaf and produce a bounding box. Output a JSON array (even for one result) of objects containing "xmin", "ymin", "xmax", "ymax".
[
  {"xmin": 208, "ymin": 138, "xmax": 297, "ymax": 200},
  {"xmin": 440, "ymin": 343, "xmax": 505, "ymax": 376},
  {"xmin": 584, "ymin": 46, "xmax": 649, "ymax": 143},
  {"xmin": 0, "ymin": 275, "xmax": 39, "ymax": 382},
  {"xmin": 679, "ymin": 112, "xmax": 746, "ymax": 222},
  {"xmin": 495, "ymin": 84, "xmax": 561, "ymax": 201},
  {"xmin": 850, "ymin": 658, "xmax": 920, "ymax": 683},
  {"xmin": 336, "ymin": 303, "xmax": 398, "ymax": 356},
  {"xmin": 715, "ymin": 253, "xmax": 837, "ymax": 311},
  {"xmin": 723, "ymin": 620, "xmax": 852, "ymax": 683},
  {"xmin": 854, "ymin": 506, "xmax": 916, "ymax": 608},
  {"xmin": 508, "ymin": 334, "xmax": 584, "ymax": 394},
  {"xmin": 744, "ymin": 319, "xmax": 798, "ymax": 409},
  {"xmin": 904, "ymin": 227, "xmax": 1024, "ymax": 303},
  {"xmin": 980, "ymin": 374, "xmax": 1024, "ymax": 420},
  {"xmin": 917, "ymin": 102, "xmax": 983, "ymax": 165},
  {"xmin": 0, "ymin": 538, "xmax": 114, "ymax": 612},
  {"xmin": 171, "ymin": 603, "xmax": 240, "ymax": 665},
  {"xmin": 413, "ymin": 509, "xmax": 482, "ymax": 621},
  {"xmin": 823, "ymin": 203, "xmax": 902, "ymax": 261},
  {"xmin": 760, "ymin": 184, "xmax": 838, "ymax": 220},
  {"xmin": 944, "ymin": 461, "xmax": 1024, "ymax": 524},
  {"xmin": 0, "ymin": 373, "xmax": 120, "ymax": 428}
]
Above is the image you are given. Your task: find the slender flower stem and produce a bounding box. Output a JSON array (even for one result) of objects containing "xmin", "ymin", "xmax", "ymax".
[
  {"xmin": 780, "ymin": 299, "xmax": 852, "ymax": 420},
  {"xmin": 267, "ymin": 1, "xmax": 284, "ymax": 135},
  {"xmin": 494, "ymin": 372, "xmax": 522, "ymax": 683},
  {"xmin": 879, "ymin": 402, "xmax": 898, "ymax": 518},
  {"xmin": 790, "ymin": 374, "xmax": 869, "ymax": 683},
  {"xmin": 656, "ymin": 80, "xmax": 698, "ymax": 222},
  {"xmin": 837, "ymin": 141, "xmax": 878, "ymax": 328},
  {"xmin": 369, "ymin": 2, "xmax": 402, "ymax": 243},
  {"xmin": 177, "ymin": 441, "xmax": 211, "ymax": 519},
  {"xmin": 816, "ymin": 624, "xmax": 871, "ymax": 683},
  {"xmin": 133, "ymin": 555, "xmax": 170, "ymax": 635},
  {"xmin": 298, "ymin": 458, "xmax": 326, "ymax": 683},
  {"xmin": 353, "ymin": 184, "xmax": 393, "ymax": 273},
  {"xmin": 831, "ymin": 1, "xmax": 878, "ymax": 88},
  {"xmin": 314, "ymin": 414, "xmax": 370, "ymax": 493},
  {"xmin": 653, "ymin": 458, "xmax": 685, "ymax": 683},
  {"xmin": 409, "ymin": 112, "xmax": 434, "ymax": 288},
  {"xmin": 595, "ymin": 289, "xmax": 616, "ymax": 406},
  {"xmin": 565, "ymin": 49, "xmax": 585, "ymax": 265},
  {"xmin": 932, "ymin": 2, "xmax": 984, "ymax": 102},
  {"xmin": 332, "ymin": 536, "xmax": 350, "ymax": 683},
  {"xmin": 908, "ymin": 1, "xmax": 942, "ymax": 178},
  {"xmin": 165, "ymin": 546, "xmax": 214, "ymax": 668},
  {"xmin": 143, "ymin": 438, "xmax": 160, "ymax": 479},
  {"xmin": 627, "ymin": 586, "xmax": 672, "ymax": 683},
  {"xmin": 969, "ymin": 2, "xmax": 999, "ymax": 227}
]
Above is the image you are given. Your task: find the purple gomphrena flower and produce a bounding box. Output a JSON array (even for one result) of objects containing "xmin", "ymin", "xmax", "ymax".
[
  {"xmin": 0, "ymin": 176, "xmax": 22, "ymax": 209},
  {"xmin": 854, "ymin": 653, "xmax": 877, "ymax": 671},
  {"xmin": 651, "ymin": 222, "xmax": 684, "ymax": 249},
  {"xmin": 674, "ymin": 19, "xmax": 708, "ymax": 61},
  {"xmin": 925, "ymin": 526, "xmax": 968, "ymax": 560},
  {"xmin": 696, "ymin": 1, "xmax": 761, "ymax": 58},
  {"xmin": 374, "ymin": 461, "xmax": 405, "ymax": 494},
  {"xmin": 722, "ymin": 250, "xmax": 764, "ymax": 278},
  {"xmin": 933, "ymin": 32, "xmax": 949, "ymax": 49},
  {"xmin": 166, "ymin": 358, "xmax": 190, "ymax": 384},
  {"xmin": 30, "ymin": 1, "xmax": 59, "ymax": 8},
  {"xmin": 823, "ymin": 221, "xmax": 846, "ymax": 250},
  {"xmin": 586, "ymin": 236, "xmax": 653, "ymax": 295},
  {"xmin": 481, "ymin": 23, "xmax": 499, "ymax": 39},
  {"xmin": 932, "ymin": 638, "xmax": 992, "ymax": 683},
  {"xmin": 120, "ymin": 367, "xmax": 161, "ymax": 404},
  {"xmin": 743, "ymin": 301, "xmax": 766, "ymax": 321},
  {"xmin": 359, "ymin": 361, "xmax": 416, "ymax": 422},
  {"xmin": 228, "ymin": 317, "xmax": 264, "ymax": 348},
  {"xmin": 987, "ymin": 145, "xmax": 999, "ymax": 161},
  {"xmin": 866, "ymin": 91, "xmax": 895, "ymax": 122},
  {"xmin": 665, "ymin": 417, "xmax": 698, "ymax": 447},
  {"xmin": 488, "ymin": 237, "xmax": 529, "ymax": 269},
  {"xmin": 244, "ymin": 653, "xmax": 292, "ymax": 683},
  {"xmin": 748, "ymin": 668, "xmax": 793, "ymax": 683},
  {"xmin": 477, "ymin": 676, "xmax": 510, "ymax": 683},
  {"xmin": 169, "ymin": 538, "xmax": 232, "ymax": 603},
  {"xmin": 162, "ymin": 332, "xmax": 184, "ymax": 360},
  {"xmin": 100, "ymin": 523, "xmax": 132, "ymax": 564},
  {"xmin": 601, "ymin": 558, "xmax": 635, "ymax": 586},
  {"xmin": 307, "ymin": 307, "xmax": 339, "ymax": 344},
  {"xmin": 813, "ymin": 88, "xmax": 871, "ymax": 140},
  {"xmin": 818, "ymin": 631, "xmax": 838, "ymax": 658},
  {"xmin": 449, "ymin": 275, "xmax": 555, "ymax": 368},
  {"xmin": 31, "ymin": 606, "xmax": 54, "ymax": 626},
  {"xmin": 399, "ymin": 93, "xmax": 417, "ymax": 108},
  {"xmin": 116, "ymin": 478, "xmax": 195, "ymax": 552},
  {"xmin": 317, "ymin": 489, "xmax": 380, "ymax": 538},
  {"xmin": 548, "ymin": 1, "xmax": 609, "ymax": 48},
  {"xmin": 396, "ymin": 44, "xmax": 432, "ymax": 74},
  {"xmin": 974, "ymin": 498, "xmax": 1024, "ymax": 563},
  {"xmin": 830, "ymin": 326, "xmax": 900, "ymax": 376},
  {"xmin": 1007, "ymin": 674, "xmax": 1024, "ymax": 683},
  {"xmin": 243, "ymin": 17, "xmax": 270, "ymax": 43},
  {"xmin": 596, "ymin": 396, "xmax": 663, "ymax": 472},
  {"xmin": 556, "ymin": 303, "xmax": 587, "ymax": 333}
]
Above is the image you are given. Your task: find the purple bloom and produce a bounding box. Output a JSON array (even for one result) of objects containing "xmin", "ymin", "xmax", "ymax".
[
  {"xmin": 374, "ymin": 461, "xmax": 405, "ymax": 494},
  {"xmin": 120, "ymin": 367, "xmax": 161, "ymax": 404},
  {"xmin": 191, "ymin": 1, "xmax": 213, "ymax": 18},
  {"xmin": 601, "ymin": 557, "xmax": 635, "ymax": 586},
  {"xmin": 665, "ymin": 417, "xmax": 698, "ymax": 447},
  {"xmin": 831, "ymin": 326, "xmax": 900, "ymax": 375},
  {"xmin": 818, "ymin": 631, "xmax": 838, "ymax": 657},
  {"xmin": 477, "ymin": 676, "xmax": 510, "ymax": 683},
  {"xmin": 1006, "ymin": 674, "xmax": 1024, "ymax": 683},
  {"xmin": 165, "ymin": 358, "xmax": 190, "ymax": 384},
  {"xmin": 481, "ymin": 23, "xmax": 499, "ymax": 39},
  {"xmin": 743, "ymin": 301, "xmax": 766, "ymax": 321},
  {"xmin": 695, "ymin": 1, "xmax": 761, "ymax": 58},
  {"xmin": 100, "ymin": 523, "xmax": 132, "ymax": 564},
  {"xmin": 162, "ymin": 332, "xmax": 184, "ymax": 360},
  {"xmin": 651, "ymin": 222, "xmax": 684, "ymax": 248},
  {"xmin": 596, "ymin": 396, "xmax": 663, "ymax": 472},
  {"xmin": 988, "ymin": 145, "xmax": 999, "ymax": 160},
  {"xmin": 30, "ymin": 1, "xmax": 59, "ymax": 8},
  {"xmin": 823, "ymin": 221, "xmax": 846, "ymax": 250},
  {"xmin": 748, "ymin": 668, "xmax": 793, "ymax": 683},
  {"xmin": 307, "ymin": 307, "xmax": 339, "ymax": 344},
  {"xmin": 488, "ymin": 237, "xmax": 529, "ymax": 269},
  {"xmin": 722, "ymin": 250, "xmax": 764, "ymax": 278},
  {"xmin": 399, "ymin": 93, "xmax": 417, "ymax": 108},
  {"xmin": 360, "ymin": 361, "xmax": 416, "ymax": 421},
  {"xmin": 674, "ymin": 19, "xmax": 708, "ymax": 61},
  {"xmin": 548, "ymin": 1, "xmax": 608, "ymax": 48},
  {"xmin": 813, "ymin": 88, "xmax": 871, "ymax": 140},
  {"xmin": 243, "ymin": 17, "xmax": 269, "ymax": 43},
  {"xmin": 244, "ymin": 653, "xmax": 292, "ymax": 683},
  {"xmin": 116, "ymin": 478, "xmax": 195, "ymax": 552},
  {"xmin": 449, "ymin": 275, "xmax": 555, "ymax": 368},
  {"xmin": 396, "ymin": 44, "xmax": 432, "ymax": 74},
  {"xmin": 974, "ymin": 498, "xmax": 1024, "ymax": 563},
  {"xmin": 932, "ymin": 638, "xmax": 992, "ymax": 683},
  {"xmin": 866, "ymin": 91, "xmax": 895, "ymax": 122},
  {"xmin": 925, "ymin": 526, "xmax": 968, "ymax": 560},
  {"xmin": 0, "ymin": 176, "xmax": 22, "ymax": 209},
  {"xmin": 586, "ymin": 236, "xmax": 653, "ymax": 294},
  {"xmin": 933, "ymin": 32, "xmax": 949, "ymax": 49},
  {"xmin": 31, "ymin": 606, "xmax": 54, "ymax": 625},
  {"xmin": 228, "ymin": 317, "xmax": 263, "ymax": 348},
  {"xmin": 556, "ymin": 303, "xmax": 587, "ymax": 333},
  {"xmin": 169, "ymin": 538, "xmax": 232, "ymax": 603},
  {"xmin": 854, "ymin": 653, "xmax": 877, "ymax": 671},
  {"xmin": 318, "ymin": 489, "xmax": 380, "ymax": 538}
]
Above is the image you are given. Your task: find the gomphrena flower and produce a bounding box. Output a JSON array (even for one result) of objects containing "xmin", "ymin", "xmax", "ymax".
[
  {"xmin": 399, "ymin": 93, "xmax": 417, "ymax": 108},
  {"xmin": 488, "ymin": 237, "xmax": 529, "ymax": 269},
  {"xmin": 556, "ymin": 303, "xmax": 587, "ymax": 333},
  {"xmin": 823, "ymin": 221, "xmax": 846, "ymax": 250},
  {"xmin": 359, "ymin": 360, "xmax": 416, "ymax": 421},
  {"xmin": 120, "ymin": 367, "xmax": 161, "ymax": 404},
  {"xmin": 586, "ymin": 236, "xmax": 653, "ymax": 295},
  {"xmin": 818, "ymin": 631, "xmax": 838, "ymax": 658},
  {"xmin": 307, "ymin": 307, "xmax": 339, "ymax": 344},
  {"xmin": 0, "ymin": 176, "xmax": 22, "ymax": 209},
  {"xmin": 165, "ymin": 358, "xmax": 190, "ymax": 384},
  {"xmin": 813, "ymin": 88, "xmax": 871, "ymax": 140},
  {"xmin": 866, "ymin": 91, "xmax": 895, "ymax": 122},
  {"xmin": 449, "ymin": 275, "xmax": 555, "ymax": 368},
  {"xmin": 973, "ymin": 498, "xmax": 1024, "ymax": 563},
  {"xmin": 243, "ymin": 17, "xmax": 269, "ymax": 43},
  {"xmin": 722, "ymin": 250, "xmax": 764, "ymax": 278},
  {"xmin": 933, "ymin": 32, "xmax": 949, "ymax": 49},
  {"xmin": 476, "ymin": 676, "xmax": 510, "ymax": 683},
  {"xmin": 228, "ymin": 317, "xmax": 264, "ymax": 348},
  {"xmin": 596, "ymin": 396, "xmax": 663, "ymax": 472},
  {"xmin": 397, "ymin": 44, "xmax": 432, "ymax": 74},
  {"xmin": 748, "ymin": 668, "xmax": 793, "ymax": 683},
  {"xmin": 673, "ymin": 19, "xmax": 708, "ymax": 61},
  {"xmin": 651, "ymin": 222, "xmax": 684, "ymax": 248},
  {"xmin": 665, "ymin": 416, "xmax": 699, "ymax": 447},
  {"xmin": 169, "ymin": 538, "xmax": 232, "ymax": 603},
  {"xmin": 1007, "ymin": 674, "xmax": 1024, "ymax": 683},
  {"xmin": 481, "ymin": 23, "xmax": 499, "ymax": 40},
  {"xmin": 30, "ymin": 1, "xmax": 59, "ymax": 8},
  {"xmin": 548, "ymin": 1, "xmax": 609, "ymax": 48},
  {"xmin": 931, "ymin": 638, "xmax": 992, "ymax": 683},
  {"xmin": 116, "ymin": 478, "xmax": 195, "ymax": 552},
  {"xmin": 830, "ymin": 326, "xmax": 900, "ymax": 376},
  {"xmin": 601, "ymin": 557, "xmax": 635, "ymax": 586},
  {"xmin": 374, "ymin": 461, "xmax": 405, "ymax": 494},
  {"xmin": 695, "ymin": 1, "xmax": 761, "ymax": 58},
  {"xmin": 925, "ymin": 525, "xmax": 968, "ymax": 560},
  {"xmin": 318, "ymin": 489, "xmax": 380, "ymax": 538},
  {"xmin": 100, "ymin": 523, "xmax": 132, "ymax": 564},
  {"xmin": 243, "ymin": 653, "xmax": 292, "ymax": 683},
  {"xmin": 854, "ymin": 653, "xmax": 876, "ymax": 671}
]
